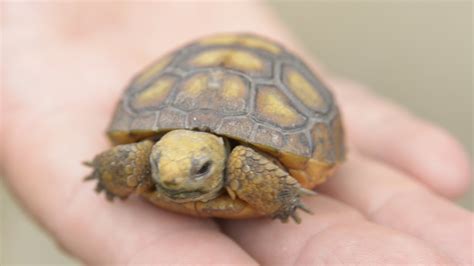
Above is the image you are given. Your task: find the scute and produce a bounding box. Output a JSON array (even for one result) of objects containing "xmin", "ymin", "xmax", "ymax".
[
  {"xmin": 216, "ymin": 117, "xmax": 254, "ymax": 141},
  {"xmin": 173, "ymin": 71, "xmax": 250, "ymax": 114},
  {"xmin": 331, "ymin": 112, "xmax": 346, "ymax": 162},
  {"xmin": 254, "ymin": 85, "xmax": 307, "ymax": 128},
  {"xmin": 282, "ymin": 64, "xmax": 328, "ymax": 113},
  {"xmin": 131, "ymin": 75, "xmax": 176, "ymax": 111},
  {"xmin": 186, "ymin": 48, "xmax": 272, "ymax": 78},
  {"xmin": 133, "ymin": 54, "xmax": 173, "ymax": 87},
  {"xmin": 283, "ymin": 132, "xmax": 312, "ymax": 158},
  {"xmin": 187, "ymin": 110, "xmax": 223, "ymax": 132},
  {"xmin": 252, "ymin": 125, "xmax": 286, "ymax": 149},
  {"xmin": 157, "ymin": 107, "xmax": 187, "ymax": 130},
  {"xmin": 108, "ymin": 33, "xmax": 344, "ymax": 174},
  {"xmin": 130, "ymin": 112, "xmax": 157, "ymax": 132},
  {"xmin": 198, "ymin": 33, "xmax": 282, "ymax": 54}
]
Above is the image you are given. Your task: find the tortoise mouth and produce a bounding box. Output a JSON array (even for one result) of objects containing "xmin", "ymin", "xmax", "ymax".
[{"xmin": 155, "ymin": 180, "xmax": 223, "ymax": 203}]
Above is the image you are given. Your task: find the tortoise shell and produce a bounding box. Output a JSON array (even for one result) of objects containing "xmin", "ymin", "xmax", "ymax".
[{"xmin": 108, "ymin": 33, "xmax": 345, "ymax": 188}]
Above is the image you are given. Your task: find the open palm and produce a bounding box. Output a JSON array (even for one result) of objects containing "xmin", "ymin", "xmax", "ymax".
[{"xmin": 2, "ymin": 3, "xmax": 472, "ymax": 264}]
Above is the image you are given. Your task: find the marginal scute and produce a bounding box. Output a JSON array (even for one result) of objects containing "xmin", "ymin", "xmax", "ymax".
[
  {"xmin": 331, "ymin": 112, "xmax": 346, "ymax": 162},
  {"xmin": 278, "ymin": 152, "xmax": 308, "ymax": 171},
  {"xmin": 289, "ymin": 167, "xmax": 330, "ymax": 189},
  {"xmin": 304, "ymin": 159, "xmax": 335, "ymax": 187},
  {"xmin": 254, "ymin": 85, "xmax": 306, "ymax": 128},
  {"xmin": 131, "ymin": 75, "xmax": 176, "ymax": 111},
  {"xmin": 311, "ymin": 122, "xmax": 336, "ymax": 164},
  {"xmin": 107, "ymin": 131, "xmax": 133, "ymax": 145},
  {"xmin": 282, "ymin": 65, "xmax": 327, "ymax": 113},
  {"xmin": 133, "ymin": 54, "xmax": 173, "ymax": 87},
  {"xmin": 253, "ymin": 144, "xmax": 280, "ymax": 158},
  {"xmin": 187, "ymin": 110, "xmax": 223, "ymax": 132},
  {"xmin": 216, "ymin": 117, "xmax": 254, "ymax": 141},
  {"xmin": 130, "ymin": 112, "xmax": 158, "ymax": 131},
  {"xmin": 282, "ymin": 132, "xmax": 312, "ymax": 158},
  {"xmin": 108, "ymin": 103, "xmax": 132, "ymax": 132},
  {"xmin": 174, "ymin": 71, "xmax": 249, "ymax": 114},
  {"xmin": 107, "ymin": 128, "xmax": 156, "ymax": 146},
  {"xmin": 156, "ymin": 107, "xmax": 187, "ymax": 130},
  {"xmin": 107, "ymin": 104, "xmax": 135, "ymax": 144},
  {"xmin": 252, "ymin": 125, "xmax": 285, "ymax": 149},
  {"xmin": 187, "ymin": 49, "xmax": 270, "ymax": 76}
]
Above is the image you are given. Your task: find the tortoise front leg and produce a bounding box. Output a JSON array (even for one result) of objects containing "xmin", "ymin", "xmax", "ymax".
[
  {"xmin": 226, "ymin": 145, "xmax": 316, "ymax": 223},
  {"xmin": 84, "ymin": 139, "xmax": 155, "ymax": 200}
]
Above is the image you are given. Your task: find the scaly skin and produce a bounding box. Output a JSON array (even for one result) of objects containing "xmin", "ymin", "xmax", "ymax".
[
  {"xmin": 84, "ymin": 140, "xmax": 155, "ymax": 199},
  {"xmin": 85, "ymin": 130, "xmax": 315, "ymax": 222},
  {"xmin": 226, "ymin": 145, "xmax": 315, "ymax": 223}
]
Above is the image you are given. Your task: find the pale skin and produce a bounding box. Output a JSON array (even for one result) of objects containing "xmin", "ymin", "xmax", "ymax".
[{"xmin": 2, "ymin": 2, "xmax": 472, "ymax": 265}]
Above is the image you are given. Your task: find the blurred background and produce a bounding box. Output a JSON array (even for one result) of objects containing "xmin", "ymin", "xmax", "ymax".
[{"xmin": 1, "ymin": 1, "xmax": 472, "ymax": 265}]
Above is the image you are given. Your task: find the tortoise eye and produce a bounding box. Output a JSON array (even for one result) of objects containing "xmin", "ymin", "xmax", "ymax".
[{"xmin": 195, "ymin": 161, "xmax": 212, "ymax": 177}]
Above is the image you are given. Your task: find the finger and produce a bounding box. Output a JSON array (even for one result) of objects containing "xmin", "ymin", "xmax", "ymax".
[
  {"xmin": 63, "ymin": 186, "xmax": 257, "ymax": 264},
  {"xmin": 222, "ymin": 196, "xmax": 452, "ymax": 264},
  {"xmin": 2, "ymin": 106, "xmax": 256, "ymax": 264},
  {"xmin": 3, "ymin": 104, "xmax": 257, "ymax": 264},
  {"xmin": 318, "ymin": 152, "xmax": 473, "ymax": 264},
  {"xmin": 3, "ymin": 7, "xmax": 255, "ymax": 263},
  {"xmin": 328, "ymin": 78, "xmax": 471, "ymax": 198}
]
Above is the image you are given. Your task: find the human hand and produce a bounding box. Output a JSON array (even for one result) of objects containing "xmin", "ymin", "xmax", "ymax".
[{"xmin": 2, "ymin": 3, "xmax": 472, "ymax": 264}]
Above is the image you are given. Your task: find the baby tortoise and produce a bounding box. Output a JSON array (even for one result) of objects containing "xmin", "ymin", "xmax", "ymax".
[{"xmin": 85, "ymin": 33, "xmax": 345, "ymax": 223}]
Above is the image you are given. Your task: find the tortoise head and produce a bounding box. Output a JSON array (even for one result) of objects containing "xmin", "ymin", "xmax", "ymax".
[{"xmin": 150, "ymin": 129, "xmax": 226, "ymax": 203}]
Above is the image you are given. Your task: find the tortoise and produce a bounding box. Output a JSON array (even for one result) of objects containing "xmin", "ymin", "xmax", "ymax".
[{"xmin": 84, "ymin": 33, "xmax": 345, "ymax": 223}]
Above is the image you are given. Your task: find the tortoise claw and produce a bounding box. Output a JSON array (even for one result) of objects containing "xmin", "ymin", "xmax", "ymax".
[
  {"xmin": 272, "ymin": 199, "xmax": 314, "ymax": 224},
  {"xmin": 298, "ymin": 187, "xmax": 317, "ymax": 197},
  {"xmin": 290, "ymin": 210, "xmax": 302, "ymax": 224},
  {"xmin": 82, "ymin": 160, "xmax": 95, "ymax": 167},
  {"xmin": 86, "ymin": 164, "xmax": 120, "ymax": 201},
  {"xmin": 83, "ymin": 161, "xmax": 98, "ymax": 181},
  {"xmin": 277, "ymin": 215, "xmax": 289, "ymax": 223},
  {"xmin": 84, "ymin": 174, "xmax": 96, "ymax": 181},
  {"xmin": 94, "ymin": 181, "xmax": 121, "ymax": 201},
  {"xmin": 297, "ymin": 203, "xmax": 313, "ymax": 215},
  {"xmin": 95, "ymin": 183, "xmax": 104, "ymax": 193},
  {"xmin": 273, "ymin": 187, "xmax": 316, "ymax": 223},
  {"xmin": 105, "ymin": 191, "xmax": 115, "ymax": 201}
]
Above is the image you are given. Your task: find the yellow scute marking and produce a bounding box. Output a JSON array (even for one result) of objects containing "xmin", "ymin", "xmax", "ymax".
[
  {"xmin": 132, "ymin": 77, "xmax": 175, "ymax": 109},
  {"xmin": 190, "ymin": 49, "xmax": 263, "ymax": 73},
  {"xmin": 135, "ymin": 55, "xmax": 172, "ymax": 85},
  {"xmin": 222, "ymin": 75, "xmax": 246, "ymax": 100},
  {"xmin": 228, "ymin": 51, "xmax": 263, "ymax": 71},
  {"xmin": 256, "ymin": 86, "xmax": 305, "ymax": 127},
  {"xmin": 191, "ymin": 49, "xmax": 229, "ymax": 66},
  {"xmin": 239, "ymin": 36, "xmax": 280, "ymax": 54},
  {"xmin": 199, "ymin": 34, "xmax": 239, "ymax": 45},
  {"xmin": 285, "ymin": 68, "xmax": 326, "ymax": 111},
  {"xmin": 183, "ymin": 74, "xmax": 208, "ymax": 96}
]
